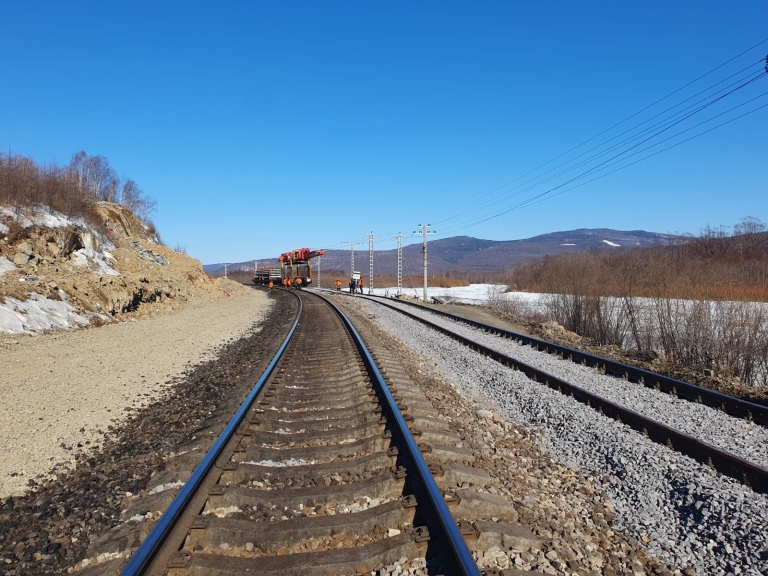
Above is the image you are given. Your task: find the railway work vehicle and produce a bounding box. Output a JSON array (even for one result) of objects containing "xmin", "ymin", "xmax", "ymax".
[{"xmin": 253, "ymin": 247, "xmax": 325, "ymax": 287}]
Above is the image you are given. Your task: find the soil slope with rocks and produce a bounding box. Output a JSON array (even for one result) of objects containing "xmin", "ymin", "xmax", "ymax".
[
  {"xmin": 0, "ymin": 202, "xmax": 239, "ymax": 329},
  {"xmin": 0, "ymin": 201, "xmax": 275, "ymax": 498}
]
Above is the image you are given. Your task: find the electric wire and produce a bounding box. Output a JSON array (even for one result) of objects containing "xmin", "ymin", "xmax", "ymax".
[
  {"xmin": 438, "ymin": 92, "xmax": 768, "ymax": 235},
  {"xmin": 326, "ymin": 40, "xmax": 768, "ymax": 269},
  {"xmin": 432, "ymin": 65, "xmax": 767, "ymax": 235},
  {"xmin": 433, "ymin": 63, "xmax": 767, "ymax": 231},
  {"xmin": 432, "ymin": 57, "xmax": 767, "ymax": 227}
]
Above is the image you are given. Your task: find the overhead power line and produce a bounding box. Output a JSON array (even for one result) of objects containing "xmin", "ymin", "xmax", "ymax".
[
  {"xmin": 439, "ymin": 92, "xmax": 768, "ymax": 235},
  {"xmin": 431, "ymin": 40, "xmax": 768, "ymax": 236}
]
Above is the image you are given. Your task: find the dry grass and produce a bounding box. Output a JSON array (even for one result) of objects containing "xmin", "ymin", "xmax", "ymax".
[{"xmin": 498, "ymin": 222, "xmax": 768, "ymax": 387}]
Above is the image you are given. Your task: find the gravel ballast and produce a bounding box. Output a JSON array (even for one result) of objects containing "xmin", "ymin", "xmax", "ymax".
[
  {"xmin": 357, "ymin": 297, "xmax": 768, "ymax": 576},
  {"xmin": 380, "ymin": 299, "xmax": 768, "ymax": 469}
]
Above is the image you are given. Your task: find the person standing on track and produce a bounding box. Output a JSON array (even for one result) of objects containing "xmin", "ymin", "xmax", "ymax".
[{"xmin": 358, "ymin": 278, "xmax": 364, "ymax": 294}]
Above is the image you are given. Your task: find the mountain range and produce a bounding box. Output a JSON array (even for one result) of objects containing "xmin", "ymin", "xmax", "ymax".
[{"xmin": 204, "ymin": 228, "xmax": 683, "ymax": 277}]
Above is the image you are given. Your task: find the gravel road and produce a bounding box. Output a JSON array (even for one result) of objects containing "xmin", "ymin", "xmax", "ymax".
[{"xmin": 0, "ymin": 288, "xmax": 272, "ymax": 499}]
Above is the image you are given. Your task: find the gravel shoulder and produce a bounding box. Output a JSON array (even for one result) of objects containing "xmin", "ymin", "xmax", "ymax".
[
  {"xmin": 0, "ymin": 288, "xmax": 272, "ymax": 499},
  {"xmin": 354, "ymin": 296, "xmax": 768, "ymax": 576}
]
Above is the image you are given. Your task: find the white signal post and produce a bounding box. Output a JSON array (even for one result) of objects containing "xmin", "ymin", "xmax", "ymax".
[
  {"xmin": 413, "ymin": 224, "xmax": 436, "ymax": 302},
  {"xmin": 368, "ymin": 231, "xmax": 375, "ymax": 294}
]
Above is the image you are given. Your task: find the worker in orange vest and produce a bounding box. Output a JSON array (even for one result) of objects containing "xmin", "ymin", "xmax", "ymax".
[
  {"xmin": 295, "ymin": 276, "xmax": 302, "ymax": 288},
  {"xmin": 268, "ymin": 280, "xmax": 273, "ymax": 289},
  {"xmin": 335, "ymin": 278, "xmax": 341, "ymax": 292},
  {"xmin": 358, "ymin": 278, "xmax": 364, "ymax": 294}
]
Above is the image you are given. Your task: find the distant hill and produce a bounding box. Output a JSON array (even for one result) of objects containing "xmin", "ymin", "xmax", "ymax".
[{"xmin": 204, "ymin": 229, "xmax": 683, "ymax": 277}]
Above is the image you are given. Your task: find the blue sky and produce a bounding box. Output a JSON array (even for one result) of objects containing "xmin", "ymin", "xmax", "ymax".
[{"xmin": 1, "ymin": 1, "xmax": 766, "ymax": 264}]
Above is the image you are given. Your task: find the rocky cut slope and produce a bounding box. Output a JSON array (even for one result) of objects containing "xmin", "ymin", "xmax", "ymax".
[{"xmin": 0, "ymin": 202, "xmax": 242, "ymax": 333}]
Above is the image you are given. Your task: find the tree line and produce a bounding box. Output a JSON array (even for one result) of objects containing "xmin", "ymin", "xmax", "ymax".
[
  {"xmin": 0, "ymin": 149, "xmax": 157, "ymax": 230},
  {"xmin": 501, "ymin": 219, "xmax": 768, "ymax": 387},
  {"xmin": 510, "ymin": 218, "xmax": 768, "ymax": 302}
]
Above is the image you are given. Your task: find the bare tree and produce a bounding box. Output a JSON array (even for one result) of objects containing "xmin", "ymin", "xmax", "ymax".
[
  {"xmin": 87, "ymin": 155, "xmax": 117, "ymax": 200},
  {"xmin": 121, "ymin": 178, "xmax": 157, "ymax": 223},
  {"xmin": 734, "ymin": 216, "xmax": 766, "ymax": 236},
  {"xmin": 69, "ymin": 150, "xmax": 89, "ymax": 195},
  {"xmin": 68, "ymin": 151, "xmax": 118, "ymax": 201}
]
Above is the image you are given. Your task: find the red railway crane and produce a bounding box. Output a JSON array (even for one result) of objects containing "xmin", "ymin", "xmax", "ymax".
[{"xmin": 278, "ymin": 247, "xmax": 325, "ymax": 288}]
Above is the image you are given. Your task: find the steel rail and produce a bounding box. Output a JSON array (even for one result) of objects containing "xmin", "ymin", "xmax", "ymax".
[
  {"xmin": 120, "ymin": 293, "xmax": 303, "ymax": 575},
  {"xmin": 365, "ymin": 296, "xmax": 768, "ymax": 495},
  {"xmin": 320, "ymin": 293, "xmax": 480, "ymax": 576},
  {"xmin": 372, "ymin": 295, "xmax": 768, "ymax": 427}
]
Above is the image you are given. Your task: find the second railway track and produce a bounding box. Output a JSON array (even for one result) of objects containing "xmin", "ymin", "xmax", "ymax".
[
  {"xmin": 358, "ymin": 294, "xmax": 768, "ymax": 494},
  {"xmin": 343, "ymin": 291, "xmax": 768, "ymax": 575}
]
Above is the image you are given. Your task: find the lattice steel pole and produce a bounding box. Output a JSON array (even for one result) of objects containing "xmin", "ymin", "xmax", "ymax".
[
  {"xmin": 368, "ymin": 231, "xmax": 375, "ymax": 294},
  {"xmin": 342, "ymin": 242, "xmax": 362, "ymax": 294},
  {"xmin": 413, "ymin": 224, "xmax": 435, "ymax": 302},
  {"xmin": 395, "ymin": 234, "xmax": 403, "ymax": 296}
]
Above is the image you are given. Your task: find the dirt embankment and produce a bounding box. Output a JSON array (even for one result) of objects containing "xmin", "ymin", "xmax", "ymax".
[
  {"xmin": 0, "ymin": 202, "xmax": 248, "ymax": 327},
  {"xmin": 0, "ymin": 201, "xmax": 276, "ymax": 498}
]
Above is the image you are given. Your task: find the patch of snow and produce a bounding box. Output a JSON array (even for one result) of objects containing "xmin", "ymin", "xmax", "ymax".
[
  {"xmin": 0, "ymin": 292, "xmax": 95, "ymax": 334},
  {"xmin": 0, "ymin": 205, "xmax": 74, "ymax": 229},
  {"xmin": 242, "ymin": 458, "xmax": 316, "ymax": 467},
  {"xmin": 203, "ymin": 505, "xmax": 243, "ymax": 518},
  {"xmin": 0, "ymin": 222, "xmax": 8, "ymax": 235},
  {"xmin": 603, "ymin": 239, "xmax": 621, "ymax": 247},
  {"xmin": 0, "ymin": 256, "xmax": 16, "ymax": 276},
  {"xmin": 71, "ymin": 234, "xmax": 120, "ymax": 276},
  {"xmin": 374, "ymin": 283, "xmax": 510, "ymax": 305},
  {"xmin": 36, "ymin": 210, "xmax": 76, "ymax": 228},
  {"xmin": 148, "ymin": 481, "xmax": 184, "ymax": 495},
  {"xmin": 0, "ymin": 207, "xmax": 33, "ymax": 228},
  {"xmin": 365, "ymin": 284, "xmax": 549, "ymax": 315},
  {"xmin": 560, "ymin": 243, "xmax": 576, "ymax": 246}
]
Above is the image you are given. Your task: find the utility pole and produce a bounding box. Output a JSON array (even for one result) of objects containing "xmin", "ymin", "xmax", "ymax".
[
  {"xmin": 368, "ymin": 231, "xmax": 375, "ymax": 294},
  {"xmin": 315, "ymin": 255, "xmax": 327, "ymax": 289},
  {"xmin": 224, "ymin": 263, "xmax": 228, "ymax": 278},
  {"xmin": 342, "ymin": 241, "xmax": 361, "ymax": 276},
  {"xmin": 395, "ymin": 234, "xmax": 404, "ymax": 296},
  {"xmin": 413, "ymin": 224, "xmax": 435, "ymax": 302}
]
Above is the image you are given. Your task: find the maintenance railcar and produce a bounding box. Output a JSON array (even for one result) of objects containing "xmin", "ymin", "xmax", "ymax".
[{"xmin": 253, "ymin": 247, "xmax": 325, "ymax": 288}]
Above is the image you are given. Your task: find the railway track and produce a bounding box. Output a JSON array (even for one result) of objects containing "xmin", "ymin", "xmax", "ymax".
[
  {"xmin": 355, "ymin": 294, "xmax": 768, "ymax": 494},
  {"xmin": 35, "ymin": 286, "xmax": 765, "ymax": 575},
  {"xmin": 377, "ymin": 295, "xmax": 768, "ymax": 424},
  {"xmin": 77, "ymin": 289, "xmax": 542, "ymax": 575}
]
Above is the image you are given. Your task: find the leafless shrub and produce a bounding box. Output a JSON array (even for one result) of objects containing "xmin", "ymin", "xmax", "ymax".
[
  {"xmin": 542, "ymin": 292, "xmax": 768, "ymax": 386},
  {"xmin": 506, "ymin": 219, "xmax": 768, "ymax": 386},
  {"xmin": 650, "ymin": 298, "xmax": 768, "ymax": 386},
  {"xmin": 543, "ymin": 293, "xmax": 627, "ymax": 347},
  {"xmin": 486, "ymin": 286, "xmax": 548, "ymax": 323}
]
